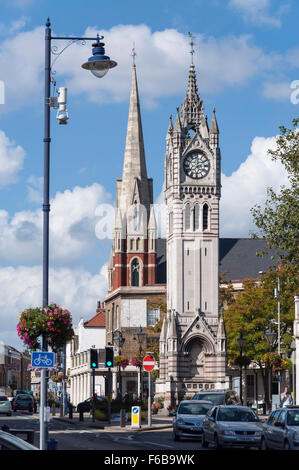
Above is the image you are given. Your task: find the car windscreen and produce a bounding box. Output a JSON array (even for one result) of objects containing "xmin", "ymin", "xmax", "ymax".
[
  {"xmin": 193, "ymin": 393, "xmax": 225, "ymax": 405},
  {"xmin": 218, "ymin": 408, "xmax": 259, "ymax": 422},
  {"xmin": 287, "ymin": 410, "xmax": 299, "ymax": 426},
  {"xmin": 178, "ymin": 403, "xmax": 212, "ymax": 415},
  {"xmin": 17, "ymin": 395, "xmax": 31, "ymax": 401}
]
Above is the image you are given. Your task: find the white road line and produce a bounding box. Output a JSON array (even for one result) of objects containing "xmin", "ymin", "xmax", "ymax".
[{"xmin": 141, "ymin": 440, "xmax": 174, "ymax": 449}]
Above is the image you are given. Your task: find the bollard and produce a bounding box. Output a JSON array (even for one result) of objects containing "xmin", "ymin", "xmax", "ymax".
[
  {"xmin": 52, "ymin": 403, "xmax": 56, "ymax": 416},
  {"xmin": 60, "ymin": 404, "xmax": 63, "ymax": 417},
  {"xmin": 47, "ymin": 438, "xmax": 58, "ymax": 450},
  {"xmin": 120, "ymin": 408, "xmax": 126, "ymax": 428},
  {"xmin": 79, "ymin": 410, "xmax": 84, "ymax": 421},
  {"xmin": 69, "ymin": 403, "xmax": 73, "ymax": 419}
]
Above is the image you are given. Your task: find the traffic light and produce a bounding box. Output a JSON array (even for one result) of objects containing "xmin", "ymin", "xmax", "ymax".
[
  {"xmin": 90, "ymin": 348, "xmax": 98, "ymax": 369},
  {"xmin": 105, "ymin": 346, "xmax": 114, "ymax": 368}
]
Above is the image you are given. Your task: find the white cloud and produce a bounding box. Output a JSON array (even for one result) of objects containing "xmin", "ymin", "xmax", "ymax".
[
  {"xmin": 0, "ymin": 182, "xmax": 113, "ymax": 265},
  {"xmin": 0, "ymin": 23, "xmax": 283, "ymax": 111},
  {"xmin": 0, "ymin": 129, "xmax": 25, "ymax": 186},
  {"xmin": 262, "ymin": 81, "xmax": 292, "ymax": 101},
  {"xmin": 220, "ymin": 135, "xmax": 289, "ymax": 237},
  {"xmin": 0, "ymin": 264, "xmax": 108, "ymax": 349},
  {"xmin": 228, "ymin": 0, "xmax": 285, "ymax": 28}
]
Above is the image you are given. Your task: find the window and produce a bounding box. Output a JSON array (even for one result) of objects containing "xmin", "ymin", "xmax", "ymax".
[
  {"xmin": 194, "ymin": 204, "xmax": 199, "ymax": 231},
  {"xmin": 203, "ymin": 204, "xmax": 209, "ymax": 231},
  {"xmin": 147, "ymin": 308, "xmax": 160, "ymax": 326},
  {"xmin": 184, "ymin": 203, "xmax": 191, "ymax": 231},
  {"xmin": 131, "ymin": 258, "xmax": 140, "ymax": 286}
]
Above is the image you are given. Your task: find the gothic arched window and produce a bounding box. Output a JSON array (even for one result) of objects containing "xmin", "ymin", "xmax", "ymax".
[
  {"xmin": 131, "ymin": 258, "xmax": 140, "ymax": 286},
  {"xmin": 203, "ymin": 203, "xmax": 209, "ymax": 231},
  {"xmin": 184, "ymin": 203, "xmax": 191, "ymax": 231},
  {"xmin": 194, "ymin": 203, "xmax": 199, "ymax": 231}
]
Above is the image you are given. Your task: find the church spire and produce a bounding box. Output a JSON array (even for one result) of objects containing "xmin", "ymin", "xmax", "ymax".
[{"xmin": 117, "ymin": 58, "xmax": 152, "ymax": 216}]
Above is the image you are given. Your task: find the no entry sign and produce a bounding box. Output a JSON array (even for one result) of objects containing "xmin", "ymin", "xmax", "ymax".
[{"xmin": 143, "ymin": 355, "xmax": 155, "ymax": 372}]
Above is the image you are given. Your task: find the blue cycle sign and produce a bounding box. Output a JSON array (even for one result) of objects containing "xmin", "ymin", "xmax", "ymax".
[{"xmin": 31, "ymin": 352, "xmax": 55, "ymax": 368}]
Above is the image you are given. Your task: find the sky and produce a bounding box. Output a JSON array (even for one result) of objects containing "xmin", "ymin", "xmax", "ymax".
[{"xmin": 0, "ymin": 0, "xmax": 297, "ymax": 349}]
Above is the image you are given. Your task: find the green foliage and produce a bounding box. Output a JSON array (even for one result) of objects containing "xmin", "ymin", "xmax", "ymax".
[
  {"xmin": 223, "ymin": 267, "xmax": 298, "ymax": 367},
  {"xmin": 251, "ymin": 118, "xmax": 299, "ymax": 267}
]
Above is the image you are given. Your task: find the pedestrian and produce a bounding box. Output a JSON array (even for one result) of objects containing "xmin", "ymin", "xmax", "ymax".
[{"xmin": 280, "ymin": 386, "xmax": 293, "ymax": 407}]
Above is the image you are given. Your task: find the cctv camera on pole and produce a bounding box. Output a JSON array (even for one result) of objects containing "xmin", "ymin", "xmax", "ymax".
[{"xmin": 56, "ymin": 87, "xmax": 69, "ymax": 125}]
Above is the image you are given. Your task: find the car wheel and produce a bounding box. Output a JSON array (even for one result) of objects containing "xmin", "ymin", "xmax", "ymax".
[
  {"xmin": 284, "ymin": 440, "xmax": 290, "ymax": 450},
  {"xmin": 214, "ymin": 434, "xmax": 223, "ymax": 450},
  {"xmin": 201, "ymin": 434, "xmax": 209, "ymax": 448},
  {"xmin": 260, "ymin": 437, "xmax": 268, "ymax": 450}
]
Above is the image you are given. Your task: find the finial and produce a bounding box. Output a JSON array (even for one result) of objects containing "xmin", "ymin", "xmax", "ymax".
[
  {"xmin": 131, "ymin": 43, "xmax": 137, "ymax": 66},
  {"xmin": 188, "ymin": 32, "xmax": 195, "ymax": 65},
  {"xmin": 46, "ymin": 17, "xmax": 51, "ymax": 28}
]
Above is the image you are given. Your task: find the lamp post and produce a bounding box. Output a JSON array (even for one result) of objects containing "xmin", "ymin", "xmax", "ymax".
[
  {"xmin": 265, "ymin": 326, "xmax": 276, "ymax": 412},
  {"xmin": 274, "ymin": 271, "xmax": 281, "ymax": 396},
  {"xmin": 40, "ymin": 18, "xmax": 116, "ymax": 450},
  {"xmin": 135, "ymin": 326, "xmax": 146, "ymax": 400},
  {"xmin": 236, "ymin": 333, "xmax": 247, "ymax": 405}
]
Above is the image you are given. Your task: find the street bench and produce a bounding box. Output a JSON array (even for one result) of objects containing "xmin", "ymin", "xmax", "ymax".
[{"xmin": 1, "ymin": 425, "xmax": 35, "ymax": 445}]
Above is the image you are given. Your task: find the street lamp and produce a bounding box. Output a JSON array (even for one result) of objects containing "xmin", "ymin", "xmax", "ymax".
[
  {"xmin": 40, "ymin": 18, "xmax": 116, "ymax": 451},
  {"xmin": 236, "ymin": 333, "xmax": 247, "ymax": 405},
  {"xmin": 134, "ymin": 326, "xmax": 146, "ymax": 400},
  {"xmin": 265, "ymin": 326, "xmax": 276, "ymax": 412}
]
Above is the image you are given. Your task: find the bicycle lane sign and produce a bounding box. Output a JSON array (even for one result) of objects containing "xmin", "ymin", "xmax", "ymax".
[{"xmin": 31, "ymin": 351, "xmax": 55, "ymax": 368}]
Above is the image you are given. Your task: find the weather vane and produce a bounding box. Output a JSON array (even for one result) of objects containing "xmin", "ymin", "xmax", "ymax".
[
  {"xmin": 131, "ymin": 42, "xmax": 137, "ymax": 65},
  {"xmin": 188, "ymin": 32, "xmax": 195, "ymax": 65}
]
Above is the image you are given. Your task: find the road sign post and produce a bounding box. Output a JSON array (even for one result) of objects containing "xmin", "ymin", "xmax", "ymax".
[
  {"xmin": 143, "ymin": 355, "xmax": 155, "ymax": 428},
  {"xmin": 31, "ymin": 351, "xmax": 55, "ymax": 450}
]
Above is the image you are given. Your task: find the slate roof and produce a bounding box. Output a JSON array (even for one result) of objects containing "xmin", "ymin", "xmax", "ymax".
[{"xmin": 156, "ymin": 237, "xmax": 279, "ymax": 284}]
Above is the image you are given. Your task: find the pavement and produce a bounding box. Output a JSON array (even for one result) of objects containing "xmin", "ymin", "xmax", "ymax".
[{"xmin": 49, "ymin": 408, "xmax": 175, "ymax": 432}]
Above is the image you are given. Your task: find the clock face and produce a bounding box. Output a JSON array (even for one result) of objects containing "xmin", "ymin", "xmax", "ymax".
[{"xmin": 183, "ymin": 151, "xmax": 210, "ymax": 179}]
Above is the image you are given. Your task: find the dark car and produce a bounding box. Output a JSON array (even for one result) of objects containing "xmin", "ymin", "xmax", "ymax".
[
  {"xmin": 77, "ymin": 396, "xmax": 105, "ymax": 413},
  {"xmin": 192, "ymin": 390, "xmax": 241, "ymax": 406},
  {"xmin": 12, "ymin": 394, "xmax": 34, "ymax": 413}
]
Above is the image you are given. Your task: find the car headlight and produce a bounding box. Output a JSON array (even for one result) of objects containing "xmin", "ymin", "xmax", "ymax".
[
  {"xmin": 254, "ymin": 431, "xmax": 262, "ymax": 437},
  {"xmin": 177, "ymin": 418, "xmax": 185, "ymax": 425}
]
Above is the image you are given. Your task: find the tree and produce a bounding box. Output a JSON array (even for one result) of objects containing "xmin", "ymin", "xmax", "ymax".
[
  {"xmin": 251, "ymin": 118, "xmax": 299, "ymax": 268},
  {"xmin": 223, "ymin": 267, "xmax": 298, "ymax": 411}
]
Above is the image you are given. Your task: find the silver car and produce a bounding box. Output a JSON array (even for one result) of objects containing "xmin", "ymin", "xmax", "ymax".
[
  {"xmin": 261, "ymin": 406, "xmax": 299, "ymax": 450},
  {"xmin": 0, "ymin": 395, "xmax": 12, "ymax": 416},
  {"xmin": 202, "ymin": 405, "xmax": 263, "ymax": 449},
  {"xmin": 173, "ymin": 400, "xmax": 213, "ymax": 441}
]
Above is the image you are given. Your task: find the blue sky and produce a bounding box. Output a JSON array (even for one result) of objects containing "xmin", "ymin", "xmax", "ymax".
[{"xmin": 0, "ymin": 0, "xmax": 297, "ymax": 348}]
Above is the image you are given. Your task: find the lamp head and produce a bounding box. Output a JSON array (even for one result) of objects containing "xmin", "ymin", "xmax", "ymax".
[{"xmin": 81, "ymin": 35, "xmax": 117, "ymax": 78}]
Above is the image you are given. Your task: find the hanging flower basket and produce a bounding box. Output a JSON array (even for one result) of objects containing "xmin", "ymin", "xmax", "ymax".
[
  {"xmin": 130, "ymin": 356, "xmax": 143, "ymax": 368},
  {"xmin": 17, "ymin": 303, "xmax": 74, "ymax": 352},
  {"xmin": 114, "ymin": 355, "xmax": 129, "ymax": 370},
  {"xmin": 261, "ymin": 352, "xmax": 291, "ymax": 371},
  {"xmin": 230, "ymin": 355, "xmax": 251, "ymax": 367}
]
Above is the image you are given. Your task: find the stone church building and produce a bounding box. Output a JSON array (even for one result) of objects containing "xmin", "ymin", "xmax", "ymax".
[{"xmin": 104, "ymin": 59, "xmax": 277, "ymax": 404}]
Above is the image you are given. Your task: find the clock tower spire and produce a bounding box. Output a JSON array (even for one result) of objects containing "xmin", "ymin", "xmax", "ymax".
[{"xmin": 156, "ymin": 40, "xmax": 228, "ymax": 405}]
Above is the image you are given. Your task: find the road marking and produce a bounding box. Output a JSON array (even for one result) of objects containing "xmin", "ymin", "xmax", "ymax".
[{"xmin": 141, "ymin": 440, "xmax": 174, "ymax": 449}]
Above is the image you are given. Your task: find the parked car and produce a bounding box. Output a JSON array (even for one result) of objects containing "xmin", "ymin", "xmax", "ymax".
[
  {"xmin": 0, "ymin": 430, "xmax": 38, "ymax": 451},
  {"xmin": 173, "ymin": 400, "xmax": 213, "ymax": 441},
  {"xmin": 192, "ymin": 390, "xmax": 241, "ymax": 406},
  {"xmin": 12, "ymin": 394, "xmax": 34, "ymax": 413},
  {"xmin": 261, "ymin": 406, "xmax": 299, "ymax": 450},
  {"xmin": 0, "ymin": 396, "xmax": 12, "ymax": 416},
  {"xmin": 202, "ymin": 405, "xmax": 263, "ymax": 449},
  {"xmin": 77, "ymin": 396, "xmax": 105, "ymax": 413}
]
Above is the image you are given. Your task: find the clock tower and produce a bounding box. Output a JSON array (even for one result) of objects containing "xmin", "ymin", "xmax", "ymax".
[{"xmin": 156, "ymin": 61, "xmax": 229, "ymax": 405}]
